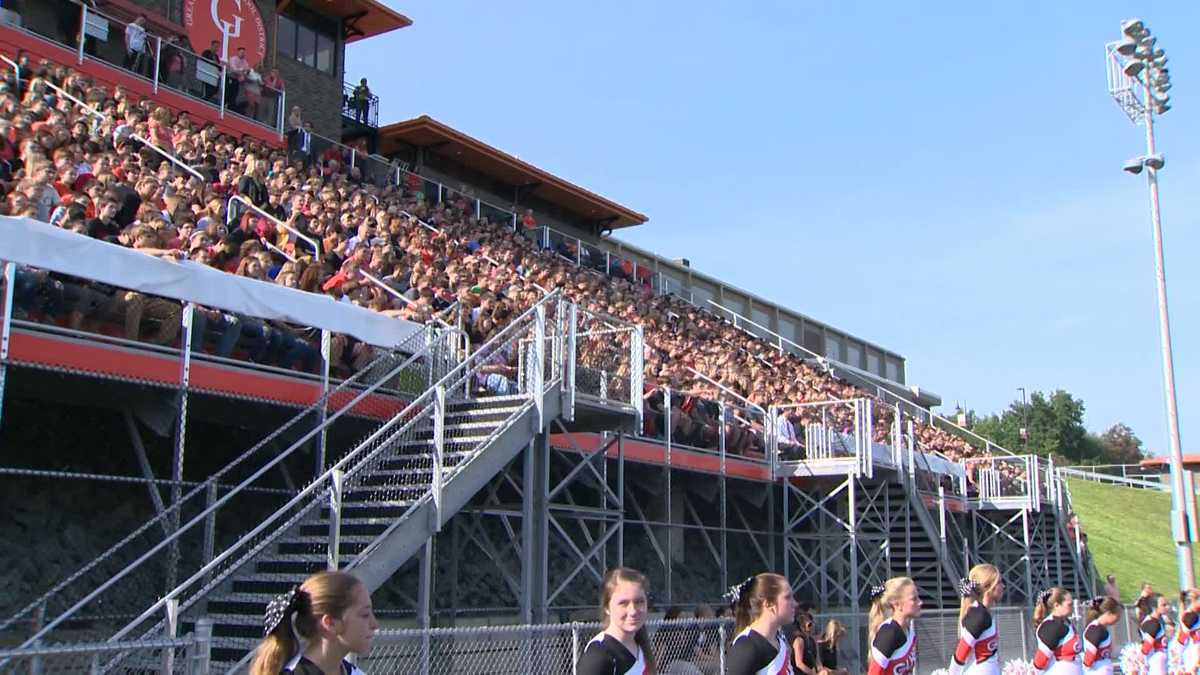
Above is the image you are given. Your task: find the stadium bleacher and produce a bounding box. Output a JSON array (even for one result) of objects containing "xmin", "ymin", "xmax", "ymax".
[{"xmin": 0, "ymin": 55, "xmax": 1025, "ymax": 493}]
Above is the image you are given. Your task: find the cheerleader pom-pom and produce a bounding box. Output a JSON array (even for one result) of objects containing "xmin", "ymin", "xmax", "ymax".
[
  {"xmin": 928, "ymin": 669, "xmax": 950, "ymax": 675},
  {"xmin": 1120, "ymin": 642, "xmax": 1146, "ymax": 675},
  {"xmin": 1169, "ymin": 639, "xmax": 1185, "ymax": 673},
  {"xmin": 1001, "ymin": 659, "xmax": 1037, "ymax": 675}
]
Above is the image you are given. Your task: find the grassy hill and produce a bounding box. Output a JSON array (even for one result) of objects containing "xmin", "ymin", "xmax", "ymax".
[{"xmin": 1067, "ymin": 478, "xmax": 1197, "ymax": 602}]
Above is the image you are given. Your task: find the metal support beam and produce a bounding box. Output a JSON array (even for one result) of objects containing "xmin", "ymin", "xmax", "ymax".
[
  {"xmin": 121, "ymin": 411, "xmax": 171, "ymax": 538},
  {"xmin": 520, "ymin": 434, "xmax": 549, "ymax": 623}
]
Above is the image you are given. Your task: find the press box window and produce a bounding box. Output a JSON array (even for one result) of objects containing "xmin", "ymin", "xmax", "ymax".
[{"xmin": 278, "ymin": 14, "xmax": 338, "ymax": 76}]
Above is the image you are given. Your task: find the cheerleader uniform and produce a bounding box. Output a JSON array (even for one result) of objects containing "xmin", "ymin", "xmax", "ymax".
[
  {"xmin": 869, "ymin": 619, "xmax": 917, "ymax": 675},
  {"xmin": 1081, "ymin": 619, "xmax": 1113, "ymax": 675},
  {"xmin": 1179, "ymin": 609, "xmax": 1200, "ymax": 673},
  {"xmin": 951, "ymin": 602, "xmax": 999, "ymax": 675},
  {"xmin": 1140, "ymin": 615, "xmax": 1168, "ymax": 675},
  {"xmin": 727, "ymin": 627, "xmax": 789, "ymax": 675},
  {"xmin": 577, "ymin": 632, "xmax": 646, "ymax": 675},
  {"xmin": 1033, "ymin": 616, "xmax": 1082, "ymax": 675}
]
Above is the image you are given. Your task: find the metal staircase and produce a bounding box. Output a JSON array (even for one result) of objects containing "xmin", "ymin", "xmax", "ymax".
[{"xmin": 4, "ymin": 292, "xmax": 569, "ymax": 673}]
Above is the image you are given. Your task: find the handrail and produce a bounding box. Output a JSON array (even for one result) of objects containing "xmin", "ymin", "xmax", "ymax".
[
  {"xmin": 129, "ymin": 134, "xmax": 204, "ymax": 181},
  {"xmin": 260, "ymin": 238, "xmax": 296, "ymax": 263},
  {"xmin": 1057, "ymin": 466, "xmax": 1167, "ymax": 491},
  {"xmin": 0, "ymin": 55, "xmax": 18, "ymax": 91},
  {"xmin": 684, "ymin": 366, "xmax": 766, "ymax": 414},
  {"xmin": 358, "ymin": 269, "xmax": 415, "ymax": 307},
  {"xmin": 36, "ymin": 77, "xmax": 106, "ymax": 121},
  {"xmin": 226, "ymin": 195, "xmax": 320, "ymax": 261},
  {"xmin": 400, "ymin": 210, "xmax": 439, "ymax": 233},
  {"xmin": 105, "ymin": 290, "xmax": 561, "ymax": 646},
  {"xmin": 12, "ymin": 346, "xmax": 431, "ymax": 648},
  {"xmin": 704, "ymin": 299, "xmax": 829, "ymax": 363}
]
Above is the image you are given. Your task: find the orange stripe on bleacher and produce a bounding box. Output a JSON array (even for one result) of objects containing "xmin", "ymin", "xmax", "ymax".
[{"xmin": 550, "ymin": 432, "xmax": 773, "ymax": 482}]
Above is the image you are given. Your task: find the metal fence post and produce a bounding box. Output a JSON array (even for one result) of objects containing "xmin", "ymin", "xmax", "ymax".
[
  {"xmin": 571, "ymin": 622, "xmax": 581, "ymax": 674},
  {"xmin": 0, "ymin": 262, "xmax": 14, "ymax": 430},
  {"xmin": 191, "ymin": 617, "xmax": 213, "ymax": 675},
  {"xmin": 29, "ymin": 601, "xmax": 45, "ymax": 675},
  {"xmin": 77, "ymin": 5, "xmax": 87, "ymax": 64},
  {"xmin": 217, "ymin": 64, "xmax": 226, "ymax": 118},
  {"xmin": 432, "ymin": 387, "xmax": 444, "ymax": 532},
  {"xmin": 328, "ymin": 469, "xmax": 344, "ymax": 570},
  {"xmin": 718, "ymin": 623, "xmax": 727, "ymax": 674},
  {"xmin": 533, "ymin": 304, "xmax": 545, "ymax": 426},
  {"xmin": 152, "ymin": 36, "xmax": 162, "ymax": 93},
  {"xmin": 317, "ymin": 329, "xmax": 331, "ymax": 476},
  {"xmin": 162, "ymin": 598, "xmax": 179, "ymax": 674}
]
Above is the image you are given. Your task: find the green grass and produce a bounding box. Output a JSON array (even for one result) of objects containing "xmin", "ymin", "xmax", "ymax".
[{"xmin": 1067, "ymin": 478, "xmax": 1197, "ymax": 602}]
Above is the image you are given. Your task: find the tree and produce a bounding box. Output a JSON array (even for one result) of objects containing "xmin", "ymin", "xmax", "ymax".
[
  {"xmin": 1097, "ymin": 423, "xmax": 1147, "ymax": 464},
  {"xmin": 962, "ymin": 390, "xmax": 1103, "ymax": 463}
]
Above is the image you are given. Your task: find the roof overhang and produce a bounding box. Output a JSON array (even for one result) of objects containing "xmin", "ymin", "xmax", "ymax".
[
  {"xmin": 281, "ymin": 0, "xmax": 412, "ymax": 43},
  {"xmin": 378, "ymin": 115, "xmax": 648, "ymax": 229}
]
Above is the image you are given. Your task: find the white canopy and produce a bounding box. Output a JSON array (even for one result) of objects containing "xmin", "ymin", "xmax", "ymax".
[{"xmin": 0, "ymin": 216, "xmax": 423, "ymax": 348}]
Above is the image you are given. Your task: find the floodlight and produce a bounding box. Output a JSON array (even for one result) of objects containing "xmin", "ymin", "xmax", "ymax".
[
  {"xmin": 1116, "ymin": 37, "xmax": 1138, "ymax": 56},
  {"xmin": 1123, "ymin": 60, "xmax": 1145, "ymax": 77},
  {"xmin": 1121, "ymin": 18, "xmax": 1145, "ymax": 38},
  {"xmin": 1123, "ymin": 157, "xmax": 1145, "ymax": 174},
  {"xmin": 1139, "ymin": 36, "xmax": 1158, "ymax": 51},
  {"xmin": 1154, "ymin": 82, "xmax": 1171, "ymax": 93},
  {"xmin": 1144, "ymin": 155, "xmax": 1165, "ymax": 170},
  {"xmin": 1156, "ymin": 102, "xmax": 1171, "ymax": 114}
]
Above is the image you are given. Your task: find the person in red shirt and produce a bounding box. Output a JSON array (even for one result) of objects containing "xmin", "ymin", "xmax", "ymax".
[{"xmin": 521, "ymin": 207, "xmax": 537, "ymax": 229}]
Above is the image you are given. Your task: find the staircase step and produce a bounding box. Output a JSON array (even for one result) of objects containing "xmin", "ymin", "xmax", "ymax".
[{"xmin": 300, "ymin": 516, "xmax": 390, "ymax": 537}]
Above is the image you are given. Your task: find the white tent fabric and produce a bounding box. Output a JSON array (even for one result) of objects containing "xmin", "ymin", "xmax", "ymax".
[{"xmin": 0, "ymin": 216, "xmax": 423, "ymax": 348}]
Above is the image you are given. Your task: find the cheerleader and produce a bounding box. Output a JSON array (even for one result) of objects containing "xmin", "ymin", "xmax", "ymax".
[
  {"xmin": 868, "ymin": 577, "xmax": 921, "ymax": 675},
  {"xmin": 726, "ymin": 573, "xmax": 795, "ymax": 675},
  {"xmin": 950, "ymin": 564, "xmax": 1004, "ymax": 675},
  {"xmin": 1140, "ymin": 594, "xmax": 1169, "ymax": 675},
  {"xmin": 249, "ymin": 571, "xmax": 376, "ymax": 675},
  {"xmin": 1081, "ymin": 597, "xmax": 1121, "ymax": 675},
  {"xmin": 1032, "ymin": 587, "xmax": 1082, "ymax": 675},
  {"xmin": 577, "ymin": 568, "xmax": 655, "ymax": 675},
  {"xmin": 1179, "ymin": 590, "xmax": 1200, "ymax": 675}
]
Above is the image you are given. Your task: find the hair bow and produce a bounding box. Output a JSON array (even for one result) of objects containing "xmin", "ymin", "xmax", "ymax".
[
  {"xmin": 958, "ymin": 577, "xmax": 979, "ymax": 598},
  {"xmin": 263, "ymin": 585, "xmax": 301, "ymax": 637},
  {"xmin": 723, "ymin": 577, "xmax": 756, "ymax": 608},
  {"xmin": 1091, "ymin": 596, "xmax": 1108, "ymax": 609},
  {"xmin": 1037, "ymin": 589, "xmax": 1054, "ymax": 607},
  {"xmin": 870, "ymin": 583, "xmax": 887, "ymax": 601}
]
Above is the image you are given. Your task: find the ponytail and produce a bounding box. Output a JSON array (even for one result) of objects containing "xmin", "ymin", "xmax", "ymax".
[
  {"xmin": 250, "ymin": 571, "xmax": 363, "ymax": 675},
  {"xmin": 868, "ymin": 577, "xmax": 914, "ymax": 645},
  {"xmin": 958, "ymin": 564, "xmax": 1001, "ymax": 621},
  {"xmin": 1085, "ymin": 596, "xmax": 1123, "ymax": 624},
  {"xmin": 1033, "ymin": 587, "xmax": 1069, "ymax": 627},
  {"xmin": 727, "ymin": 573, "xmax": 789, "ymax": 636}
]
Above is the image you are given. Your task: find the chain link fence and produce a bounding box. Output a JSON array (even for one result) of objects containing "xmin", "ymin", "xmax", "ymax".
[{"xmin": 0, "ymin": 635, "xmax": 208, "ymax": 675}]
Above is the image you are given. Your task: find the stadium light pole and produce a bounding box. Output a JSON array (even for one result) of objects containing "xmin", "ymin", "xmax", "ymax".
[{"xmin": 1105, "ymin": 19, "xmax": 1192, "ymax": 589}]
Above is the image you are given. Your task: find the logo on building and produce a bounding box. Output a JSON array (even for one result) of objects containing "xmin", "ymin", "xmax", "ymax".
[{"xmin": 182, "ymin": 0, "xmax": 267, "ymax": 68}]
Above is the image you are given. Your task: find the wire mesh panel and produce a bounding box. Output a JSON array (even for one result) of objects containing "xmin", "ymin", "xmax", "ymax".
[
  {"xmin": 0, "ymin": 636, "xmax": 204, "ymax": 675},
  {"xmin": 0, "ymin": 327, "xmax": 433, "ymax": 649},
  {"xmin": 574, "ymin": 308, "xmax": 638, "ymax": 408}
]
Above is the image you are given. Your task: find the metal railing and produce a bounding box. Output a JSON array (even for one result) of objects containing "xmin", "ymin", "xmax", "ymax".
[
  {"xmin": 769, "ymin": 399, "xmax": 874, "ymax": 478},
  {"xmin": 342, "ymin": 80, "xmax": 380, "ymax": 127},
  {"xmin": 8, "ymin": 0, "xmax": 284, "ymax": 134},
  {"xmin": 1057, "ymin": 465, "xmax": 1167, "ymax": 490},
  {"xmin": 0, "ymin": 631, "xmax": 211, "ymax": 675},
  {"xmin": 572, "ymin": 306, "xmax": 643, "ymax": 416},
  {"xmin": 3, "ymin": 333, "xmax": 434, "ymax": 650},
  {"xmin": 226, "ymin": 195, "xmax": 320, "ymax": 261},
  {"xmin": 101, "ymin": 292, "xmax": 563, "ymax": 671}
]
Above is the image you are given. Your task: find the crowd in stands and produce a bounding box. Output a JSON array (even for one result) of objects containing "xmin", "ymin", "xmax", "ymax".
[{"xmin": 0, "ymin": 56, "xmax": 1019, "ymax": 494}]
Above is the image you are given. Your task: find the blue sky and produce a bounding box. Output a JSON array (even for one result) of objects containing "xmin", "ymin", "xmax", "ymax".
[{"xmin": 349, "ymin": 1, "xmax": 1200, "ymax": 457}]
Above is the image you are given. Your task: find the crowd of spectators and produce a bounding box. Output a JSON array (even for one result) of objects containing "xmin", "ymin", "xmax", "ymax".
[{"xmin": 0, "ymin": 56, "xmax": 1017, "ymax": 492}]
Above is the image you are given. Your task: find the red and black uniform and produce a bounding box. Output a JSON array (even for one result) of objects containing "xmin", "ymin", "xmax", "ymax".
[
  {"xmin": 869, "ymin": 619, "xmax": 917, "ymax": 675},
  {"xmin": 1140, "ymin": 615, "xmax": 1167, "ymax": 654},
  {"xmin": 1082, "ymin": 619, "xmax": 1112, "ymax": 675},
  {"xmin": 950, "ymin": 602, "xmax": 999, "ymax": 675},
  {"xmin": 1141, "ymin": 615, "xmax": 1168, "ymax": 675},
  {"xmin": 1033, "ymin": 617, "xmax": 1081, "ymax": 675}
]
